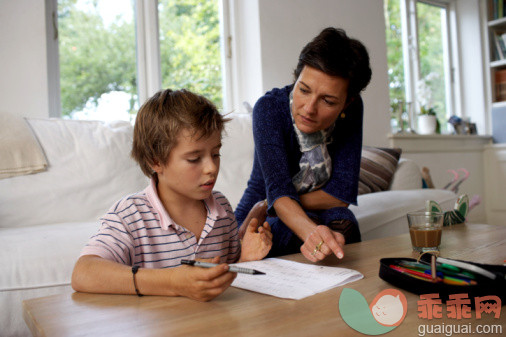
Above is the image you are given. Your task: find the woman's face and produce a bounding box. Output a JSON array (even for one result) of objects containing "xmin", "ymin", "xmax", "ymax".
[{"xmin": 292, "ymin": 66, "xmax": 350, "ymax": 134}]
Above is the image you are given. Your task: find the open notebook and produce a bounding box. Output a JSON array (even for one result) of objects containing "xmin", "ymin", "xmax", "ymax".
[{"xmin": 231, "ymin": 258, "xmax": 363, "ymax": 300}]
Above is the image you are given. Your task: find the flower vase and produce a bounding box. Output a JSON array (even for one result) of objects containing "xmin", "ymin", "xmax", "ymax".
[{"xmin": 417, "ymin": 115, "xmax": 437, "ymax": 135}]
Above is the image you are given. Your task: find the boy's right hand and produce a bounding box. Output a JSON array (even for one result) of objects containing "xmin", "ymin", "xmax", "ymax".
[{"xmin": 174, "ymin": 256, "xmax": 236, "ymax": 302}]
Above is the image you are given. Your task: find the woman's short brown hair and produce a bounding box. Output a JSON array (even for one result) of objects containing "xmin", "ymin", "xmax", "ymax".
[
  {"xmin": 293, "ymin": 27, "xmax": 372, "ymax": 101},
  {"xmin": 131, "ymin": 89, "xmax": 227, "ymax": 177}
]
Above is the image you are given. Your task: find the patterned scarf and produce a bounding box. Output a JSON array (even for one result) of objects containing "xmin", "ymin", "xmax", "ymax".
[{"xmin": 290, "ymin": 91, "xmax": 334, "ymax": 194}]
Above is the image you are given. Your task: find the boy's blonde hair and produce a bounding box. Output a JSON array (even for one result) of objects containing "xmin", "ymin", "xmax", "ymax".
[{"xmin": 131, "ymin": 89, "xmax": 227, "ymax": 177}]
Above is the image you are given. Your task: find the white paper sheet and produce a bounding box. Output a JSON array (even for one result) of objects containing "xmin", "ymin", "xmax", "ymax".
[{"xmin": 231, "ymin": 258, "xmax": 363, "ymax": 300}]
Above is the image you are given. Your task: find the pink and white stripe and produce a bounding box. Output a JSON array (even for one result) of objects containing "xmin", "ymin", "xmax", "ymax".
[{"xmin": 80, "ymin": 179, "xmax": 240, "ymax": 268}]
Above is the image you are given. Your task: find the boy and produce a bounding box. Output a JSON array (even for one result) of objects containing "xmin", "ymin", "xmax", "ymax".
[{"xmin": 72, "ymin": 89, "xmax": 272, "ymax": 302}]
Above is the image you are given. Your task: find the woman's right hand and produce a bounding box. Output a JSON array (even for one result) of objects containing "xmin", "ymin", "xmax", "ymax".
[
  {"xmin": 173, "ymin": 256, "xmax": 237, "ymax": 302},
  {"xmin": 300, "ymin": 225, "xmax": 345, "ymax": 262},
  {"xmin": 238, "ymin": 200, "xmax": 268, "ymax": 239}
]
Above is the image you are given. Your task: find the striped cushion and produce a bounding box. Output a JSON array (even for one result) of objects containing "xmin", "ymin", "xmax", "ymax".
[{"xmin": 358, "ymin": 147, "xmax": 402, "ymax": 195}]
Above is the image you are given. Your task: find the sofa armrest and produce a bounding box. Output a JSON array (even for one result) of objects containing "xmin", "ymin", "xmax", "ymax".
[{"xmin": 389, "ymin": 158, "xmax": 423, "ymax": 190}]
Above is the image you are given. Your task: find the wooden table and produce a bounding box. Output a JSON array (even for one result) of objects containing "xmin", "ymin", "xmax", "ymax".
[{"xmin": 23, "ymin": 224, "xmax": 506, "ymax": 337}]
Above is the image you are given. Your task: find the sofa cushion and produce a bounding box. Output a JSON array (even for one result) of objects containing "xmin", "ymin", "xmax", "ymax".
[
  {"xmin": 215, "ymin": 113, "xmax": 254, "ymax": 209},
  {"xmin": 0, "ymin": 221, "xmax": 98, "ymax": 291},
  {"xmin": 0, "ymin": 119, "xmax": 149, "ymax": 229},
  {"xmin": 0, "ymin": 221, "xmax": 99, "ymax": 337},
  {"xmin": 358, "ymin": 147, "xmax": 402, "ymax": 195},
  {"xmin": 390, "ymin": 158, "xmax": 423, "ymax": 190}
]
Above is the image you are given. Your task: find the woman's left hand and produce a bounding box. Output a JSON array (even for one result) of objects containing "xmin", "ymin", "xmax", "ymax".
[
  {"xmin": 239, "ymin": 218, "xmax": 273, "ymax": 262},
  {"xmin": 300, "ymin": 225, "xmax": 345, "ymax": 262},
  {"xmin": 238, "ymin": 200, "xmax": 268, "ymax": 240}
]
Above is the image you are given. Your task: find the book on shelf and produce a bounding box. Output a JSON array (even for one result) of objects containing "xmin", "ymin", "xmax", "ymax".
[
  {"xmin": 493, "ymin": 31, "xmax": 506, "ymax": 60},
  {"xmin": 491, "ymin": 0, "xmax": 506, "ymax": 20},
  {"xmin": 495, "ymin": 68, "xmax": 506, "ymax": 102}
]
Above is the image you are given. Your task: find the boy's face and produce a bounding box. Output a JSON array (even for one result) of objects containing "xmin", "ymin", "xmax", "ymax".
[{"xmin": 152, "ymin": 128, "xmax": 222, "ymax": 203}]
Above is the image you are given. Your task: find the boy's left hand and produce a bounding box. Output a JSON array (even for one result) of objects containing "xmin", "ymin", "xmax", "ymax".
[{"xmin": 239, "ymin": 218, "xmax": 272, "ymax": 262}]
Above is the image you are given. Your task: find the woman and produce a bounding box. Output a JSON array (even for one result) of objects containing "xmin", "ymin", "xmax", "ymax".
[{"xmin": 234, "ymin": 27, "xmax": 372, "ymax": 262}]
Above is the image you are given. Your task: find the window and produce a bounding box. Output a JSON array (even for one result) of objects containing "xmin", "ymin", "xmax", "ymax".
[
  {"xmin": 55, "ymin": 0, "xmax": 225, "ymax": 121},
  {"xmin": 158, "ymin": 0, "xmax": 223, "ymax": 108},
  {"xmin": 57, "ymin": 0, "xmax": 138, "ymax": 121},
  {"xmin": 385, "ymin": 0, "xmax": 457, "ymax": 133}
]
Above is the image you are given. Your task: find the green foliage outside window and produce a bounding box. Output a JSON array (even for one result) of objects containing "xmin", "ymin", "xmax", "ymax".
[
  {"xmin": 159, "ymin": 0, "xmax": 222, "ymax": 109},
  {"xmin": 416, "ymin": 1, "xmax": 447, "ymax": 130},
  {"xmin": 385, "ymin": 0, "xmax": 448, "ymax": 132},
  {"xmin": 58, "ymin": 0, "xmax": 222, "ymax": 119},
  {"xmin": 58, "ymin": 0, "xmax": 137, "ymax": 118}
]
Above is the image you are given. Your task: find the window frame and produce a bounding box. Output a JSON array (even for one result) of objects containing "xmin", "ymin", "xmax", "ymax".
[
  {"xmin": 399, "ymin": 0, "xmax": 461, "ymax": 127},
  {"xmin": 46, "ymin": 0, "xmax": 61, "ymax": 118},
  {"xmin": 46, "ymin": 0, "xmax": 232, "ymax": 119},
  {"xmin": 135, "ymin": 0, "xmax": 161, "ymax": 106}
]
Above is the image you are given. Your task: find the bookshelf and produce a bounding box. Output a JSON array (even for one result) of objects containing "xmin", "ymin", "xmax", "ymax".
[
  {"xmin": 488, "ymin": 1, "xmax": 506, "ymax": 103},
  {"xmin": 485, "ymin": 1, "xmax": 506, "ymax": 225}
]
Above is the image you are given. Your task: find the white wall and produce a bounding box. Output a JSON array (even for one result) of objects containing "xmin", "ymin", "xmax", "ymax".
[
  {"xmin": 0, "ymin": 0, "xmax": 50, "ymax": 118},
  {"xmin": 231, "ymin": 0, "xmax": 391, "ymax": 146}
]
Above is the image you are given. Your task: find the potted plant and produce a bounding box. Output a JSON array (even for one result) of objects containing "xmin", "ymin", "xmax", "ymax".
[
  {"xmin": 416, "ymin": 73, "xmax": 441, "ymax": 135},
  {"xmin": 418, "ymin": 106, "xmax": 440, "ymax": 135}
]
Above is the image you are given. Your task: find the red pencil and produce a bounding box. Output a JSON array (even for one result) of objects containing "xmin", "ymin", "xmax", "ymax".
[{"xmin": 390, "ymin": 264, "xmax": 439, "ymax": 282}]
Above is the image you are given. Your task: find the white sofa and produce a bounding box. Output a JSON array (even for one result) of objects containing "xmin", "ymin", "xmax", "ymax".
[{"xmin": 0, "ymin": 113, "xmax": 456, "ymax": 337}]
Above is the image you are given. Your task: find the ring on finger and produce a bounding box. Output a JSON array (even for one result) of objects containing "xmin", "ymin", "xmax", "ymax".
[
  {"xmin": 311, "ymin": 240, "xmax": 324, "ymax": 256},
  {"xmin": 316, "ymin": 240, "xmax": 324, "ymax": 252}
]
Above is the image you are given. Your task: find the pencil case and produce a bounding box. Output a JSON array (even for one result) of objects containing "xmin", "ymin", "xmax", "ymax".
[{"xmin": 378, "ymin": 257, "xmax": 506, "ymax": 307}]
